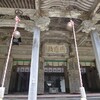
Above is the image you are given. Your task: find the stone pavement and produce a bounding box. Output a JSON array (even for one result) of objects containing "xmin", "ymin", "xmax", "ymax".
[{"xmin": 4, "ymin": 93, "xmax": 100, "ymax": 100}]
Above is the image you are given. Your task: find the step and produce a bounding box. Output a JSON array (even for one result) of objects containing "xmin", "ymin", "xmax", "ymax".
[
  {"xmin": 4, "ymin": 93, "xmax": 100, "ymax": 100},
  {"xmin": 4, "ymin": 94, "xmax": 80, "ymax": 99}
]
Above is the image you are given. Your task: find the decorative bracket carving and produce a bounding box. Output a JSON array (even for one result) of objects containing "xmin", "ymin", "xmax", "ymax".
[{"xmin": 35, "ymin": 17, "xmax": 50, "ymax": 31}]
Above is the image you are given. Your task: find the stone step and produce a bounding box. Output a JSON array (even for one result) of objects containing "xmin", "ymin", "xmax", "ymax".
[
  {"xmin": 4, "ymin": 93, "xmax": 100, "ymax": 100},
  {"xmin": 4, "ymin": 95, "xmax": 79, "ymax": 100}
]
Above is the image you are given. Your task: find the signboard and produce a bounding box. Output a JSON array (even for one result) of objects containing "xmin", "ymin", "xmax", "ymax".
[{"xmin": 45, "ymin": 44, "xmax": 66, "ymax": 54}]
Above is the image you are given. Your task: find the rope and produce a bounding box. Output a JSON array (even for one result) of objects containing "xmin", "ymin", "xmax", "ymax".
[
  {"xmin": 70, "ymin": 19, "xmax": 83, "ymax": 87},
  {"xmin": 1, "ymin": 16, "xmax": 20, "ymax": 87}
]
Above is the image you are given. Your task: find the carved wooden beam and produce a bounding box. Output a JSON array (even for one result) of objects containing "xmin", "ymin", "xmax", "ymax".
[
  {"xmin": 41, "ymin": 0, "xmax": 95, "ymax": 11},
  {"xmin": 91, "ymin": 2, "xmax": 100, "ymax": 21},
  {"xmin": 0, "ymin": 7, "xmax": 36, "ymax": 19},
  {"xmin": 41, "ymin": 9, "xmax": 84, "ymax": 19},
  {"xmin": 35, "ymin": 0, "xmax": 40, "ymax": 13},
  {"xmin": 0, "ymin": 17, "xmax": 50, "ymax": 32},
  {"xmin": 92, "ymin": 2, "xmax": 100, "ymax": 16},
  {"xmin": 41, "ymin": 0, "xmax": 95, "ymax": 19},
  {"xmin": 0, "ymin": 19, "xmax": 35, "ymax": 28}
]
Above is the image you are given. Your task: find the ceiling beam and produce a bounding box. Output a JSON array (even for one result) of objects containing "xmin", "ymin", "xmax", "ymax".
[
  {"xmin": 91, "ymin": 1, "xmax": 100, "ymax": 20},
  {"xmin": 0, "ymin": 19, "xmax": 35, "ymax": 29},
  {"xmin": 35, "ymin": 0, "xmax": 40, "ymax": 16},
  {"xmin": 93, "ymin": 3, "xmax": 100, "ymax": 15},
  {"xmin": 0, "ymin": 7, "xmax": 36, "ymax": 19},
  {"xmin": 41, "ymin": 9, "xmax": 84, "ymax": 19}
]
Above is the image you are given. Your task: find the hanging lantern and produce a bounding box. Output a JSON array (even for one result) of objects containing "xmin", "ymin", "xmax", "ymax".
[{"xmin": 13, "ymin": 31, "xmax": 21, "ymax": 38}]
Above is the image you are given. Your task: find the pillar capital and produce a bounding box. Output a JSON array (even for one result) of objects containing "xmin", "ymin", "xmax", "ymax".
[{"xmin": 35, "ymin": 17, "xmax": 50, "ymax": 31}]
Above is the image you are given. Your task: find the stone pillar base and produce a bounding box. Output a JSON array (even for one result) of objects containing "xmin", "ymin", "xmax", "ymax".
[
  {"xmin": 80, "ymin": 87, "xmax": 87, "ymax": 100},
  {"xmin": 0, "ymin": 87, "xmax": 5, "ymax": 100}
]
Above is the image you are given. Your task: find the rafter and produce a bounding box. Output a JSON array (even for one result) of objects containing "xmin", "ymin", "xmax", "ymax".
[
  {"xmin": 35, "ymin": 0, "xmax": 40, "ymax": 16},
  {"xmin": 91, "ymin": 1, "xmax": 100, "ymax": 15},
  {"xmin": 91, "ymin": 1, "xmax": 100, "ymax": 20},
  {"xmin": 77, "ymin": 34, "xmax": 88, "ymax": 46}
]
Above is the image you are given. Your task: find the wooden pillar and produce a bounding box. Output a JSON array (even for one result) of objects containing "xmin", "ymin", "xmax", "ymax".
[
  {"xmin": 37, "ymin": 57, "xmax": 44, "ymax": 94},
  {"xmin": 28, "ymin": 27, "xmax": 40, "ymax": 100},
  {"xmin": 67, "ymin": 58, "xmax": 80, "ymax": 93},
  {"xmin": 0, "ymin": 58, "xmax": 5, "ymax": 86}
]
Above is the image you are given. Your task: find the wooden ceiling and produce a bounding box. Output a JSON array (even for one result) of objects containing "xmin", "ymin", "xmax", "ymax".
[
  {"xmin": 0, "ymin": 0, "xmax": 98, "ymax": 12},
  {"xmin": 41, "ymin": 0, "xmax": 96, "ymax": 11},
  {"xmin": 0, "ymin": 0, "xmax": 99, "ymax": 19},
  {"xmin": 0, "ymin": 0, "xmax": 35, "ymax": 9}
]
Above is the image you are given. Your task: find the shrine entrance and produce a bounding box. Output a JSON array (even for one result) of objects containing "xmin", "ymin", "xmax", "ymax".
[
  {"xmin": 80, "ymin": 61, "xmax": 100, "ymax": 92},
  {"xmin": 44, "ymin": 60, "xmax": 69, "ymax": 94},
  {"xmin": 81, "ymin": 66, "xmax": 100, "ymax": 92},
  {"xmin": 44, "ymin": 73, "xmax": 65, "ymax": 93},
  {"xmin": 9, "ymin": 60, "xmax": 30, "ymax": 94}
]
